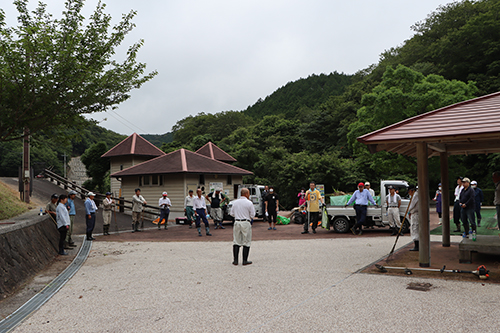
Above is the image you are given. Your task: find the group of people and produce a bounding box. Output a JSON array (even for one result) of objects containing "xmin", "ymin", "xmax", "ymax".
[
  {"xmin": 182, "ymin": 187, "xmax": 229, "ymax": 236},
  {"xmin": 450, "ymin": 176, "xmax": 487, "ymax": 236}
]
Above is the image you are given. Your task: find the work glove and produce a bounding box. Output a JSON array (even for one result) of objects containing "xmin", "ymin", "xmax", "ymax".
[{"xmin": 265, "ymin": 211, "xmax": 269, "ymax": 217}]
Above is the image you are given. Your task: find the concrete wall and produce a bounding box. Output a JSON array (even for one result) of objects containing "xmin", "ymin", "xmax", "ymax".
[{"xmin": 0, "ymin": 212, "xmax": 59, "ymax": 297}]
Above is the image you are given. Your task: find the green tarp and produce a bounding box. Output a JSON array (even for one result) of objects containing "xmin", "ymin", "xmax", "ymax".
[{"xmin": 329, "ymin": 195, "xmax": 381, "ymax": 206}]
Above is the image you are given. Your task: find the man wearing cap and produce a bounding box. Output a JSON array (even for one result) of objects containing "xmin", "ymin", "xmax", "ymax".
[
  {"xmin": 85, "ymin": 192, "xmax": 98, "ymax": 241},
  {"xmin": 453, "ymin": 177, "xmax": 464, "ymax": 233},
  {"xmin": 132, "ymin": 188, "xmax": 147, "ymax": 233},
  {"xmin": 158, "ymin": 191, "xmax": 171, "ymax": 230},
  {"xmin": 65, "ymin": 190, "xmax": 78, "ymax": 247},
  {"xmin": 408, "ymin": 185, "xmax": 419, "ymax": 251},
  {"xmin": 365, "ymin": 182, "xmax": 375, "ymax": 198},
  {"xmin": 231, "ymin": 188, "xmax": 255, "ymax": 265},
  {"xmin": 193, "ymin": 188, "xmax": 212, "ymax": 237},
  {"xmin": 386, "ymin": 186, "xmax": 402, "ymax": 236},
  {"xmin": 206, "ymin": 188, "xmax": 228, "ymax": 229},
  {"xmin": 102, "ymin": 192, "xmax": 114, "ymax": 235},
  {"xmin": 471, "ymin": 181, "xmax": 484, "ymax": 227},
  {"xmin": 493, "ymin": 172, "xmax": 500, "ymax": 230},
  {"xmin": 346, "ymin": 182, "xmax": 376, "ymax": 235},
  {"xmin": 185, "ymin": 190, "xmax": 195, "ymax": 228},
  {"xmin": 302, "ymin": 182, "xmax": 324, "ymax": 234},
  {"xmin": 45, "ymin": 193, "xmax": 59, "ymax": 221},
  {"xmin": 459, "ymin": 178, "xmax": 476, "ymax": 236}
]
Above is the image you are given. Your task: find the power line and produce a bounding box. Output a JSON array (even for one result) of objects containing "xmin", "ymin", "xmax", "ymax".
[{"xmin": 105, "ymin": 110, "xmax": 148, "ymax": 133}]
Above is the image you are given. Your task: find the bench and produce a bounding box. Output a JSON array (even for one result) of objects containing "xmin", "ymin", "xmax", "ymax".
[{"xmin": 459, "ymin": 235, "xmax": 500, "ymax": 263}]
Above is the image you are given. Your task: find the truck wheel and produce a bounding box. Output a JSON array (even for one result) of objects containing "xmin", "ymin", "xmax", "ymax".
[
  {"xmin": 333, "ymin": 217, "xmax": 351, "ymax": 233},
  {"xmin": 401, "ymin": 217, "xmax": 410, "ymax": 233}
]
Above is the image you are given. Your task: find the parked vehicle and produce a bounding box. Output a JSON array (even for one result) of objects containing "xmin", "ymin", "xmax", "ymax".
[
  {"xmin": 327, "ymin": 180, "xmax": 411, "ymax": 233},
  {"xmin": 225, "ymin": 184, "xmax": 266, "ymax": 222}
]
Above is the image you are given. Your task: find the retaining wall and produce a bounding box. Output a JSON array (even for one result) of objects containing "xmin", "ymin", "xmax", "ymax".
[{"xmin": 0, "ymin": 212, "xmax": 59, "ymax": 297}]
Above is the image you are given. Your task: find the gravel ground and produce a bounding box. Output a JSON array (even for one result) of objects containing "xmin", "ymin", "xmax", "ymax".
[{"xmin": 14, "ymin": 237, "xmax": 500, "ymax": 333}]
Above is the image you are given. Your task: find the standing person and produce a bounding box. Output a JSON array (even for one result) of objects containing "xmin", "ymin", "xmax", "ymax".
[
  {"xmin": 158, "ymin": 191, "xmax": 171, "ymax": 230},
  {"xmin": 493, "ymin": 171, "xmax": 500, "ymax": 230},
  {"xmin": 264, "ymin": 186, "xmax": 279, "ymax": 230},
  {"xmin": 231, "ymin": 188, "xmax": 256, "ymax": 266},
  {"xmin": 345, "ymin": 182, "xmax": 376, "ymax": 235},
  {"xmin": 65, "ymin": 190, "xmax": 77, "ymax": 247},
  {"xmin": 408, "ymin": 185, "xmax": 419, "ymax": 251},
  {"xmin": 206, "ymin": 188, "xmax": 228, "ymax": 229},
  {"xmin": 193, "ymin": 188, "xmax": 212, "ymax": 237},
  {"xmin": 471, "ymin": 181, "xmax": 484, "ymax": 227},
  {"xmin": 386, "ymin": 186, "xmax": 402, "ymax": 236},
  {"xmin": 132, "ymin": 188, "xmax": 147, "ymax": 233},
  {"xmin": 184, "ymin": 190, "xmax": 195, "ymax": 228},
  {"xmin": 459, "ymin": 178, "xmax": 476, "ymax": 236},
  {"xmin": 84, "ymin": 192, "xmax": 97, "ymax": 241},
  {"xmin": 45, "ymin": 193, "xmax": 59, "ymax": 220},
  {"xmin": 302, "ymin": 181, "xmax": 325, "ymax": 234},
  {"xmin": 261, "ymin": 185, "xmax": 269, "ymax": 222},
  {"xmin": 432, "ymin": 183, "xmax": 442, "ymax": 225},
  {"xmin": 297, "ymin": 188, "xmax": 306, "ymax": 207},
  {"xmin": 453, "ymin": 177, "xmax": 464, "ymax": 233},
  {"xmin": 102, "ymin": 192, "xmax": 114, "ymax": 235},
  {"xmin": 56, "ymin": 194, "xmax": 71, "ymax": 255},
  {"xmin": 365, "ymin": 182, "xmax": 376, "ymax": 198}
]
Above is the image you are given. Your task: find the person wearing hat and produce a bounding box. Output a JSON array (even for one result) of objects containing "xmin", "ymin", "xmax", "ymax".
[
  {"xmin": 386, "ymin": 185, "xmax": 402, "ymax": 236},
  {"xmin": 45, "ymin": 193, "xmax": 59, "ymax": 221},
  {"xmin": 132, "ymin": 188, "xmax": 147, "ymax": 233},
  {"xmin": 459, "ymin": 177, "xmax": 476, "ymax": 236},
  {"xmin": 432, "ymin": 183, "xmax": 443, "ymax": 225},
  {"xmin": 364, "ymin": 182, "xmax": 375, "ymax": 198},
  {"xmin": 85, "ymin": 192, "xmax": 98, "ymax": 241},
  {"xmin": 102, "ymin": 192, "xmax": 115, "ymax": 235},
  {"xmin": 453, "ymin": 176, "xmax": 464, "ymax": 233},
  {"xmin": 408, "ymin": 185, "xmax": 419, "ymax": 251},
  {"xmin": 65, "ymin": 190, "xmax": 78, "ymax": 247},
  {"xmin": 158, "ymin": 191, "xmax": 171, "ymax": 230},
  {"xmin": 471, "ymin": 181, "xmax": 484, "ymax": 227},
  {"xmin": 302, "ymin": 181, "xmax": 325, "ymax": 234},
  {"xmin": 185, "ymin": 189, "xmax": 195, "ymax": 228},
  {"xmin": 345, "ymin": 182, "xmax": 376, "ymax": 235}
]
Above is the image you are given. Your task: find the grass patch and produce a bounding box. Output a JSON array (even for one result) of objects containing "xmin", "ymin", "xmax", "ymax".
[
  {"xmin": 431, "ymin": 208, "xmax": 499, "ymax": 236},
  {"xmin": 0, "ymin": 180, "xmax": 31, "ymax": 220}
]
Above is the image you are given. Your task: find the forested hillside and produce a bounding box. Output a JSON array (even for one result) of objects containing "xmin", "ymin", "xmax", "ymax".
[{"xmin": 163, "ymin": 0, "xmax": 500, "ymax": 208}]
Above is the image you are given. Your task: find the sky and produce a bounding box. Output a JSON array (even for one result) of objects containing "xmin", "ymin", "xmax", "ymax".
[{"xmin": 4, "ymin": 0, "xmax": 456, "ymax": 135}]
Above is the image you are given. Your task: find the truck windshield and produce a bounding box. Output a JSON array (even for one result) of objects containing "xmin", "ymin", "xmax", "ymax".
[{"xmin": 384, "ymin": 185, "xmax": 409, "ymax": 199}]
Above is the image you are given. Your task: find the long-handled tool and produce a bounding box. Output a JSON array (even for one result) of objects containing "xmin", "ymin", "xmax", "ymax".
[
  {"xmin": 113, "ymin": 204, "xmax": 119, "ymax": 233},
  {"xmin": 375, "ymin": 264, "xmax": 490, "ymax": 280},
  {"xmin": 388, "ymin": 192, "xmax": 414, "ymax": 258}
]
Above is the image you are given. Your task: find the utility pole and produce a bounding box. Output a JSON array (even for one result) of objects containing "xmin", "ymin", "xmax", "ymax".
[
  {"xmin": 62, "ymin": 153, "xmax": 67, "ymax": 178},
  {"xmin": 22, "ymin": 128, "xmax": 30, "ymax": 203}
]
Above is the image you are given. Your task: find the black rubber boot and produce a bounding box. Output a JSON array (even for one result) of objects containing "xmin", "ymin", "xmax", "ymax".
[
  {"xmin": 242, "ymin": 246, "xmax": 252, "ymax": 265},
  {"xmin": 410, "ymin": 241, "xmax": 419, "ymax": 251},
  {"xmin": 206, "ymin": 227, "xmax": 212, "ymax": 236},
  {"xmin": 391, "ymin": 228, "xmax": 397, "ymax": 236},
  {"xmin": 132, "ymin": 223, "xmax": 136, "ymax": 233},
  {"xmin": 232, "ymin": 245, "xmax": 240, "ymax": 265},
  {"xmin": 197, "ymin": 227, "xmax": 202, "ymax": 236}
]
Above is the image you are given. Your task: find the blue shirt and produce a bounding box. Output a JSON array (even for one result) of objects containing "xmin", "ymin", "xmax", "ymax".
[
  {"xmin": 85, "ymin": 198, "xmax": 97, "ymax": 215},
  {"xmin": 347, "ymin": 189, "xmax": 376, "ymax": 206},
  {"xmin": 66, "ymin": 198, "xmax": 76, "ymax": 216}
]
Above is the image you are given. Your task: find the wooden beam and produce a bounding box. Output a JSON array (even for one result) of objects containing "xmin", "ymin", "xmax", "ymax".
[
  {"xmin": 417, "ymin": 142, "xmax": 430, "ymax": 267},
  {"xmin": 440, "ymin": 152, "xmax": 450, "ymax": 247},
  {"xmin": 428, "ymin": 143, "xmax": 446, "ymax": 152}
]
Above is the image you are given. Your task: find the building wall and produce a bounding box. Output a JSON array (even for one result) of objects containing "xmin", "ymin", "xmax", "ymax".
[{"xmin": 109, "ymin": 156, "xmax": 153, "ymax": 196}]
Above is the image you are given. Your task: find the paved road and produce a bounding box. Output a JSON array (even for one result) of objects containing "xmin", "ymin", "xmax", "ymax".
[{"xmin": 12, "ymin": 237, "xmax": 500, "ymax": 332}]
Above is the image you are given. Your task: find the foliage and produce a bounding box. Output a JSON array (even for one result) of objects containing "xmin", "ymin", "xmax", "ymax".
[
  {"xmin": 140, "ymin": 132, "xmax": 173, "ymax": 148},
  {"xmin": 0, "ymin": 179, "xmax": 30, "ymax": 220},
  {"xmin": 0, "ymin": 0, "xmax": 157, "ymax": 142},
  {"xmin": 80, "ymin": 141, "xmax": 110, "ymax": 193}
]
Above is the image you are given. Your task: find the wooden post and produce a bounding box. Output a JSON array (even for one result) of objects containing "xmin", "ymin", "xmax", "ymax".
[
  {"xmin": 440, "ymin": 152, "xmax": 450, "ymax": 247},
  {"xmin": 417, "ymin": 142, "xmax": 430, "ymax": 267}
]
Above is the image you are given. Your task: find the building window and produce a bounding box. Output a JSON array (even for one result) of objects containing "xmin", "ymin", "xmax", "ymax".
[
  {"xmin": 159, "ymin": 175, "xmax": 163, "ymax": 186},
  {"xmin": 152, "ymin": 175, "xmax": 158, "ymax": 185},
  {"xmin": 143, "ymin": 175, "xmax": 150, "ymax": 186},
  {"xmin": 199, "ymin": 174, "xmax": 205, "ymax": 185},
  {"xmin": 227, "ymin": 175, "xmax": 232, "ymax": 185},
  {"xmin": 139, "ymin": 176, "xmax": 142, "ymax": 186}
]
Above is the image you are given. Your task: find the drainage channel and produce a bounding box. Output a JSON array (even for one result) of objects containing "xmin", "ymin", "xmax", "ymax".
[{"xmin": 0, "ymin": 237, "xmax": 92, "ymax": 333}]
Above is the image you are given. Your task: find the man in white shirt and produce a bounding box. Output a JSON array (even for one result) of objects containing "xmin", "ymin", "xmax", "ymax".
[
  {"xmin": 386, "ymin": 186, "xmax": 402, "ymax": 236},
  {"xmin": 158, "ymin": 191, "xmax": 171, "ymax": 230},
  {"xmin": 453, "ymin": 177, "xmax": 464, "ymax": 233},
  {"xmin": 132, "ymin": 188, "xmax": 147, "ymax": 233},
  {"xmin": 184, "ymin": 189, "xmax": 195, "ymax": 228},
  {"xmin": 231, "ymin": 188, "xmax": 255, "ymax": 265},
  {"xmin": 193, "ymin": 188, "xmax": 212, "ymax": 237}
]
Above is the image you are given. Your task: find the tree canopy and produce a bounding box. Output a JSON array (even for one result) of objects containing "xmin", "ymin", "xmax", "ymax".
[{"xmin": 0, "ymin": 0, "xmax": 157, "ymax": 142}]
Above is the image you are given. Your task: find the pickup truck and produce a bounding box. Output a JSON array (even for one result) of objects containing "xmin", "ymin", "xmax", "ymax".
[
  {"xmin": 327, "ymin": 180, "xmax": 411, "ymax": 233},
  {"xmin": 223, "ymin": 184, "xmax": 266, "ymax": 222}
]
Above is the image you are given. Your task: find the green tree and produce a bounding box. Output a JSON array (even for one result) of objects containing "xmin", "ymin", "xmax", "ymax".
[
  {"xmin": 81, "ymin": 141, "xmax": 109, "ymax": 193},
  {"xmin": 0, "ymin": 0, "xmax": 157, "ymax": 142}
]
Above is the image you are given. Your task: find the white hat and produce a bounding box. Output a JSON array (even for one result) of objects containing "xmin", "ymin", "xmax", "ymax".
[
  {"xmin": 364, "ymin": 182, "xmax": 370, "ymax": 186},
  {"xmin": 471, "ymin": 180, "xmax": 477, "ymax": 185},
  {"xmin": 87, "ymin": 192, "xmax": 96, "ymax": 197},
  {"xmin": 162, "ymin": 191, "xmax": 168, "ymax": 195}
]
